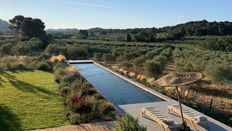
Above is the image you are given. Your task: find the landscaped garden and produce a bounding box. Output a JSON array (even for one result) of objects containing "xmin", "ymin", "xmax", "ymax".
[{"xmin": 0, "ymin": 15, "xmax": 232, "ymax": 130}]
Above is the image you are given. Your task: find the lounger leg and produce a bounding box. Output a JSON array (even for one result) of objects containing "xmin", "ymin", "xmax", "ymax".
[
  {"xmin": 168, "ymin": 108, "xmax": 172, "ymax": 113},
  {"xmin": 141, "ymin": 110, "xmax": 145, "ymax": 117},
  {"xmin": 191, "ymin": 121, "xmax": 197, "ymax": 131},
  {"xmin": 161, "ymin": 125, "xmax": 166, "ymax": 131}
]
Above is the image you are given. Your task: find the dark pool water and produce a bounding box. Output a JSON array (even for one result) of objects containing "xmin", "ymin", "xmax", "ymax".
[{"xmin": 72, "ymin": 63, "xmax": 163, "ymax": 105}]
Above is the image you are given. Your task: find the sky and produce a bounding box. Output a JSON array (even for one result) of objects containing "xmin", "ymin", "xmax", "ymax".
[{"xmin": 0, "ymin": 0, "xmax": 232, "ymax": 29}]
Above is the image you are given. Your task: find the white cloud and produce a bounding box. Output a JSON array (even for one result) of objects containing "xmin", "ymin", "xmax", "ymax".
[
  {"xmin": 48, "ymin": 0, "xmax": 121, "ymax": 10},
  {"xmin": 68, "ymin": 1, "xmax": 121, "ymax": 10}
]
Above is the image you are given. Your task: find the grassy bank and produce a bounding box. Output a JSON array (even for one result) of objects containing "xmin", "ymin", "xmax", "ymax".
[{"xmin": 0, "ymin": 70, "xmax": 68, "ymax": 131}]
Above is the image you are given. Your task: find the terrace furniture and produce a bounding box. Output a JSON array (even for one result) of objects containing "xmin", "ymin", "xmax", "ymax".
[
  {"xmin": 141, "ymin": 106, "xmax": 181, "ymax": 131},
  {"xmin": 155, "ymin": 72, "xmax": 203, "ymax": 130},
  {"xmin": 168, "ymin": 104, "xmax": 209, "ymax": 131}
]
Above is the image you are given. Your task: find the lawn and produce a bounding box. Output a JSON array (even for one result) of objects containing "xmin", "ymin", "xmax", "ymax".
[{"xmin": 0, "ymin": 70, "xmax": 69, "ymax": 131}]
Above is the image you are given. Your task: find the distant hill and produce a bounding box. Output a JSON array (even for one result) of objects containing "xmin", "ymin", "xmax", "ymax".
[
  {"xmin": 0, "ymin": 19, "xmax": 10, "ymax": 32},
  {"xmin": 158, "ymin": 20, "xmax": 232, "ymax": 36},
  {"xmin": 87, "ymin": 20, "xmax": 232, "ymax": 36},
  {"xmin": 88, "ymin": 27, "xmax": 104, "ymax": 32},
  {"xmin": 46, "ymin": 28, "xmax": 79, "ymax": 34}
]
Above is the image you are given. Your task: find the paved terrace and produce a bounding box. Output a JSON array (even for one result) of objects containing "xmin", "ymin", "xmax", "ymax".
[
  {"xmin": 119, "ymin": 101, "xmax": 230, "ymax": 131},
  {"xmin": 69, "ymin": 60, "xmax": 232, "ymax": 131}
]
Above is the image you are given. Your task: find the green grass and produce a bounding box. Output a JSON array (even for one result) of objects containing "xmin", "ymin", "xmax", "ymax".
[{"xmin": 0, "ymin": 70, "xmax": 69, "ymax": 131}]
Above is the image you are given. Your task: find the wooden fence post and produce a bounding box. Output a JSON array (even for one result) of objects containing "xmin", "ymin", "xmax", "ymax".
[{"xmin": 209, "ymin": 98, "xmax": 213, "ymax": 112}]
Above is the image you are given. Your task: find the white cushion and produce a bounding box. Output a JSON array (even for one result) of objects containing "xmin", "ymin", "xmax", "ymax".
[
  {"xmin": 163, "ymin": 118, "xmax": 175, "ymax": 125},
  {"xmin": 194, "ymin": 116, "xmax": 207, "ymax": 123}
]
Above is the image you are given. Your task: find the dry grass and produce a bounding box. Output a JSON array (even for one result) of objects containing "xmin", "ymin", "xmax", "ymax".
[
  {"xmin": 50, "ymin": 55, "xmax": 66, "ymax": 63},
  {"xmin": 64, "ymin": 66, "xmax": 78, "ymax": 76}
]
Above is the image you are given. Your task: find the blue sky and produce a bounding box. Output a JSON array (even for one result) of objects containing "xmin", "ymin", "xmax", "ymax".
[{"xmin": 0, "ymin": 0, "xmax": 232, "ymax": 29}]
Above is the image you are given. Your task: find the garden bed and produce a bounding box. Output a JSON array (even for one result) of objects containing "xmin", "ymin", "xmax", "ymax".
[{"xmin": 51, "ymin": 55, "xmax": 117, "ymax": 124}]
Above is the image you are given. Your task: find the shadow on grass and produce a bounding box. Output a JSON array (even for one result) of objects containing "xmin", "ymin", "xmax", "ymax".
[
  {"xmin": 188, "ymin": 80, "xmax": 232, "ymax": 99},
  {"xmin": 2, "ymin": 72, "xmax": 16, "ymax": 79},
  {"xmin": 2, "ymin": 72, "xmax": 58, "ymax": 98},
  {"xmin": 9, "ymin": 79, "xmax": 58, "ymax": 97},
  {"xmin": 0, "ymin": 73, "xmax": 7, "ymax": 87},
  {"xmin": 0, "ymin": 82, "xmax": 3, "ymax": 88},
  {"xmin": 190, "ymin": 86, "xmax": 232, "ymax": 99},
  {"xmin": 0, "ymin": 105, "xmax": 23, "ymax": 131}
]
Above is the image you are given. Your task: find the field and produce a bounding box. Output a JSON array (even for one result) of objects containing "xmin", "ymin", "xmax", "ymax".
[{"xmin": 0, "ymin": 70, "xmax": 68, "ymax": 130}]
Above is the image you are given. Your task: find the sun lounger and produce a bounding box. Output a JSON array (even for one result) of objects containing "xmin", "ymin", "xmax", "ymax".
[
  {"xmin": 141, "ymin": 107, "xmax": 181, "ymax": 131},
  {"xmin": 168, "ymin": 104, "xmax": 209, "ymax": 130}
]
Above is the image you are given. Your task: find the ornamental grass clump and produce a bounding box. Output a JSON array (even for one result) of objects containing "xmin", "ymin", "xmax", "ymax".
[
  {"xmin": 37, "ymin": 61, "xmax": 53, "ymax": 71},
  {"xmin": 115, "ymin": 114, "xmax": 146, "ymax": 131},
  {"xmin": 50, "ymin": 54, "xmax": 66, "ymax": 63},
  {"xmin": 65, "ymin": 66, "xmax": 78, "ymax": 76},
  {"xmin": 98, "ymin": 100, "xmax": 115, "ymax": 114},
  {"xmin": 54, "ymin": 66, "xmax": 80, "ymax": 84},
  {"xmin": 1, "ymin": 56, "xmax": 35, "ymax": 71},
  {"xmin": 66, "ymin": 92, "xmax": 87, "ymax": 113}
]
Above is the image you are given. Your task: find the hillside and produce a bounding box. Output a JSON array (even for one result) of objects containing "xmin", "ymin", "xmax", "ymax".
[
  {"xmin": 46, "ymin": 28, "xmax": 79, "ymax": 34},
  {"xmin": 0, "ymin": 19, "xmax": 10, "ymax": 32}
]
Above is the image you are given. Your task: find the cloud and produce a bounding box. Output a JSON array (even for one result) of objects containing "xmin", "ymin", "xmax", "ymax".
[
  {"xmin": 67, "ymin": 1, "xmax": 121, "ymax": 10},
  {"xmin": 47, "ymin": 0, "xmax": 121, "ymax": 10}
]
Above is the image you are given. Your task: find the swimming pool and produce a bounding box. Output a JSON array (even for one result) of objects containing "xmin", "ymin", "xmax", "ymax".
[{"xmin": 72, "ymin": 63, "xmax": 163, "ymax": 105}]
